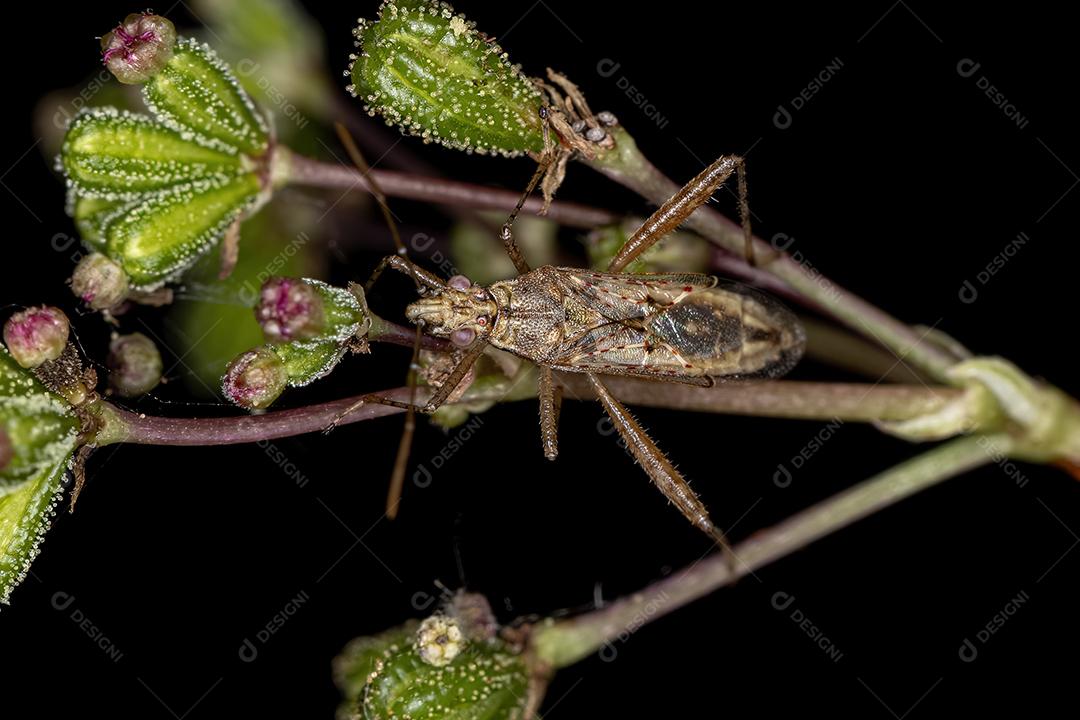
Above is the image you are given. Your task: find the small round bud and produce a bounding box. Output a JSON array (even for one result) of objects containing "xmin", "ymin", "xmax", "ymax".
[
  {"xmin": 106, "ymin": 333, "xmax": 163, "ymax": 397},
  {"xmin": 257, "ymin": 277, "xmax": 325, "ymax": 343},
  {"xmin": 3, "ymin": 306, "xmax": 70, "ymax": 369},
  {"xmin": 585, "ymin": 126, "xmax": 607, "ymax": 143},
  {"xmin": 416, "ymin": 615, "xmax": 465, "ymax": 667},
  {"xmin": 222, "ymin": 347, "xmax": 287, "ymax": 410},
  {"xmin": 101, "ymin": 13, "xmax": 177, "ymax": 85},
  {"xmin": 0, "ymin": 427, "xmax": 12, "ymax": 472},
  {"xmin": 71, "ymin": 253, "xmax": 130, "ymax": 311},
  {"xmin": 597, "ymin": 110, "xmax": 619, "ymax": 126}
]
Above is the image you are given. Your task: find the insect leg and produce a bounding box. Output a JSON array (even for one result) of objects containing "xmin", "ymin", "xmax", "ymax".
[
  {"xmin": 587, "ymin": 373, "xmax": 735, "ymax": 557},
  {"xmin": 364, "ymin": 254, "xmax": 448, "ymax": 294},
  {"xmin": 498, "ymin": 156, "xmax": 552, "ymax": 275},
  {"xmin": 325, "ymin": 339, "xmax": 488, "ymax": 429},
  {"xmin": 538, "ymin": 366, "xmax": 562, "ymax": 460},
  {"xmin": 606, "ymin": 154, "xmax": 755, "ymax": 273}
]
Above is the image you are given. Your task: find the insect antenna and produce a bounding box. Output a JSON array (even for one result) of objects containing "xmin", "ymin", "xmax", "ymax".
[{"xmin": 334, "ymin": 122, "xmax": 423, "ymax": 519}]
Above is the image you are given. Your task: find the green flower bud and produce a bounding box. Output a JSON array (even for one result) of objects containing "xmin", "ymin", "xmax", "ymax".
[
  {"xmin": 107, "ymin": 333, "xmax": 163, "ymax": 397},
  {"xmin": 101, "ymin": 13, "xmax": 177, "ymax": 85},
  {"xmin": 347, "ymin": 0, "xmax": 545, "ymax": 157},
  {"xmin": 1, "ymin": 346, "xmax": 79, "ymax": 607},
  {"xmin": 360, "ymin": 618, "xmax": 530, "ymax": 719},
  {"xmin": 222, "ymin": 346, "xmax": 287, "ymax": 410},
  {"xmin": 3, "ymin": 307, "xmax": 70, "ymax": 369},
  {"xmin": 145, "ymin": 38, "xmax": 270, "ymax": 156},
  {"xmin": 71, "ymin": 253, "xmax": 130, "ymax": 311}
]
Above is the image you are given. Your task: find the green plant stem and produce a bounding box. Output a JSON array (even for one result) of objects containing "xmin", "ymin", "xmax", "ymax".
[
  {"xmin": 281, "ymin": 149, "xmax": 616, "ymax": 229},
  {"xmin": 587, "ymin": 130, "xmax": 958, "ymax": 382},
  {"xmin": 530, "ymin": 433, "xmax": 1005, "ymax": 668},
  {"xmin": 91, "ymin": 378, "xmax": 965, "ymax": 447}
]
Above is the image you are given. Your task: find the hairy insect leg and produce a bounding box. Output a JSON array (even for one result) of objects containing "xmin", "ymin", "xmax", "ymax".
[
  {"xmin": 365, "ymin": 254, "xmax": 448, "ymax": 294},
  {"xmin": 324, "ymin": 339, "xmax": 488, "ymax": 429},
  {"xmin": 538, "ymin": 366, "xmax": 562, "ymax": 461},
  {"xmin": 587, "ymin": 373, "xmax": 737, "ymax": 561},
  {"xmin": 606, "ymin": 154, "xmax": 756, "ymax": 273}
]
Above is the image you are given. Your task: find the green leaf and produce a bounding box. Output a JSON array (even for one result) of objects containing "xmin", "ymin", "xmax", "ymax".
[
  {"xmin": 145, "ymin": 38, "xmax": 270, "ymax": 157},
  {"xmin": 1, "ymin": 346, "xmax": 79, "ymax": 607},
  {"xmin": 61, "ymin": 108, "xmax": 245, "ymax": 200},
  {"xmin": 105, "ymin": 173, "xmax": 261, "ymax": 287},
  {"xmin": 348, "ymin": 0, "xmax": 545, "ymax": 157}
]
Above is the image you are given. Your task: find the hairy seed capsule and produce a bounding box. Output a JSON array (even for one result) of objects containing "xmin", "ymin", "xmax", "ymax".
[
  {"xmin": 348, "ymin": 0, "xmax": 545, "ymax": 157},
  {"xmin": 71, "ymin": 253, "xmax": 130, "ymax": 311},
  {"xmin": 107, "ymin": 333, "xmax": 163, "ymax": 397},
  {"xmin": 222, "ymin": 346, "xmax": 287, "ymax": 410},
  {"xmin": 1, "ymin": 342, "xmax": 80, "ymax": 606},
  {"xmin": 101, "ymin": 13, "xmax": 177, "ymax": 85},
  {"xmin": 2, "ymin": 307, "xmax": 70, "ymax": 369}
]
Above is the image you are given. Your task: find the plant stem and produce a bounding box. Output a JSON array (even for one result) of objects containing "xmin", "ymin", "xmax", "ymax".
[
  {"xmin": 281, "ymin": 149, "xmax": 616, "ymax": 229},
  {"xmin": 530, "ymin": 433, "xmax": 1004, "ymax": 668},
  {"xmin": 93, "ymin": 377, "xmax": 967, "ymax": 447},
  {"xmin": 587, "ymin": 130, "xmax": 959, "ymax": 382}
]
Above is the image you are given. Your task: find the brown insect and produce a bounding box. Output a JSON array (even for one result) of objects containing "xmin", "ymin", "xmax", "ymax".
[{"xmin": 335, "ymin": 127, "xmax": 804, "ymax": 555}]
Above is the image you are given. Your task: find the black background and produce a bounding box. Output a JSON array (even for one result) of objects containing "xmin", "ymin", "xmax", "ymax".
[{"xmin": 3, "ymin": 1, "xmax": 1079, "ymax": 717}]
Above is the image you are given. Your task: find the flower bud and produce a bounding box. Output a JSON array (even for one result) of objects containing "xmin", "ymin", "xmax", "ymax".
[
  {"xmin": 2, "ymin": 307, "xmax": 70, "ymax": 369},
  {"xmin": 101, "ymin": 13, "xmax": 177, "ymax": 85},
  {"xmin": 348, "ymin": 0, "xmax": 545, "ymax": 157},
  {"xmin": 222, "ymin": 346, "xmax": 287, "ymax": 410},
  {"xmin": 257, "ymin": 277, "xmax": 367, "ymax": 345},
  {"xmin": 416, "ymin": 615, "xmax": 466, "ymax": 667},
  {"xmin": 106, "ymin": 333, "xmax": 163, "ymax": 397},
  {"xmin": 71, "ymin": 253, "xmax": 130, "ymax": 311},
  {"xmin": 361, "ymin": 620, "xmax": 529, "ymax": 719},
  {"xmin": 257, "ymin": 277, "xmax": 325, "ymax": 342}
]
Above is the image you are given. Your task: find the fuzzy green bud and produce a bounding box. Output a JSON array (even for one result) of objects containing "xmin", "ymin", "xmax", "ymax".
[
  {"xmin": 360, "ymin": 619, "xmax": 530, "ymax": 719},
  {"xmin": 347, "ymin": 0, "xmax": 545, "ymax": 157}
]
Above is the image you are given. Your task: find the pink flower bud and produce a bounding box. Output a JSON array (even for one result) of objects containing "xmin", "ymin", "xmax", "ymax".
[
  {"xmin": 101, "ymin": 13, "xmax": 177, "ymax": 85},
  {"xmin": 3, "ymin": 306, "xmax": 70, "ymax": 369},
  {"xmin": 222, "ymin": 347, "xmax": 287, "ymax": 410},
  {"xmin": 257, "ymin": 277, "xmax": 325, "ymax": 343}
]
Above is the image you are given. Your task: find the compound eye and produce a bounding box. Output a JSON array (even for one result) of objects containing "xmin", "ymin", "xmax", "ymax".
[
  {"xmin": 447, "ymin": 275, "xmax": 471, "ymax": 290},
  {"xmin": 451, "ymin": 328, "xmax": 476, "ymax": 347}
]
